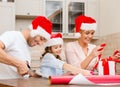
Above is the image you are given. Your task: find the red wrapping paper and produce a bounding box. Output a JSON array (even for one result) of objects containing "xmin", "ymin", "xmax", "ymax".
[
  {"xmin": 50, "ymin": 74, "xmax": 120, "ymax": 85},
  {"xmin": 50, "ymin": 75, "xmax": 73, "ymax": 84}
]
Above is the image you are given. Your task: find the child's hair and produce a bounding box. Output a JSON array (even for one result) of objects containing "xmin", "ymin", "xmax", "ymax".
[{"xmin": 40, "ymin": 47, "xmax": 62, "ymax": 60}]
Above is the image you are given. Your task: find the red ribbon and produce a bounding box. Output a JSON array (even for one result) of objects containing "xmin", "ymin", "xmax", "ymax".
[
  {"xmin": 93, "ymin": 56, "xmax": 120, "ymax": 75},
  {"xmin": 101, "ymin": 58, "xmax": 110, "ymax": 75}
]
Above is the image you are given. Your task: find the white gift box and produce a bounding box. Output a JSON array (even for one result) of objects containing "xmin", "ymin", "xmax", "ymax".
[{"xmin": 98, "ymin": 61, "xmax": 115, "ymax": 75}]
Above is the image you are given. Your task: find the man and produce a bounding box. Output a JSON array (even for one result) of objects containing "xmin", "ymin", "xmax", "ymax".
[{"xmin": 0, "ymin": 16, "xmax": 52, "ymax": 79}]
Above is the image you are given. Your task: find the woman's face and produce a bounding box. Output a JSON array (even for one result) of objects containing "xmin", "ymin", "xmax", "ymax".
[
  {"xmin": 80, "ymin": 30, "xmax": 95, "ymax": 44},
  {"xmin": 51, "ymin": 44, "xmax": 62, "ymax": 56}
]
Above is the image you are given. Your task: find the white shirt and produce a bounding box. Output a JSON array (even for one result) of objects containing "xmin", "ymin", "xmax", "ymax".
[
  {"xmin": 0, "ymin": 31, "xmax": 31, "ymax": 79},
  {"xmin": 65, "ymin": 41, "xmax": 97, "ymax": 70},
  {"xmin": 37, "ymin": 53, "xmax": 65, "ymax": 78}
]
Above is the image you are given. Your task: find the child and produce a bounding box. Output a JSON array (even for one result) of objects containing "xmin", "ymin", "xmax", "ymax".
[{"xmin": 35, "ymin": 33, "xmax": 91, "ymax": 78}]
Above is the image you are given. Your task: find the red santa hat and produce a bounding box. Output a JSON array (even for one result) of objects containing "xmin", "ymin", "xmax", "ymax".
[
  {"xmin": 29, "ymin": 16, "xmax": 52, "ymax": 40},
  {"xmin": 45, "ymin": 33, "xmax": 63, "ymax": 47},
  {"xmin": 75, "ymin": 15, "xmax": 97, "ymax": 32}
]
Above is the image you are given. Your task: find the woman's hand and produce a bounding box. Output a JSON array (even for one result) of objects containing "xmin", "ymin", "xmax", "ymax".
[
  {"xmin": 90, "ymin": 46, "xmax": 103, "ymax": 59},
  {"xmin": 112, "ymin": 50, "xmax": 120, "ymax": 59}
]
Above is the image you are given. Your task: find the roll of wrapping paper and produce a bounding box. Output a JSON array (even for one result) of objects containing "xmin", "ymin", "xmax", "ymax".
[{"xmin": 50, "ymin": 74, "xmax": 120, "ymax": 85}]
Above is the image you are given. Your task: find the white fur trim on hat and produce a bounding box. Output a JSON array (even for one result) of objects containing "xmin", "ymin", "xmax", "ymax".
[
  {"xmin": 29, "ymin": 25, "xmax": 51, "ymax": 40},
  {"xmin": 81, "ymin": 23, "xmax": 97, "ymax": 31},
  {"xmin": 45, "ymin": 38, "xmax": 63, "ymax": 47}
]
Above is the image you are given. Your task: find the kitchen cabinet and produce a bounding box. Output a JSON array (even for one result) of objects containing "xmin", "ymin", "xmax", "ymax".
[
  {"xmin": 45, "ymin": 0, "xmax": 99, "ymax": 39},
  {"xmin": 15, "ymin": 0, "xmax": 44, "ymax": 17},
  {"xmin": 0, "ymin": 1, "xmax": 15, "ymax": 34},
  {"xmin": 15, "ymin": 0, "xmax": 45, "ymax": 31}
]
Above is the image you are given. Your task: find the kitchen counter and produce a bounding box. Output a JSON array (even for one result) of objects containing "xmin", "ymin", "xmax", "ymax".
[{"xmin": 0, "ymin": 77, "xmax": 120, "ymax": 87}]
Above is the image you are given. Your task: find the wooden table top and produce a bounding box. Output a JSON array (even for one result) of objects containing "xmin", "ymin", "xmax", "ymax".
[{"xmin": 0, "ymin": 77, "xmax": 120, "ymax": 87}]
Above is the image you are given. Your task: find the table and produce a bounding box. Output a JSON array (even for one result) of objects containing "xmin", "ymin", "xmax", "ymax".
[{"xmin": 0, "ymin": 77, "xmax": 120, "ymax": 87}]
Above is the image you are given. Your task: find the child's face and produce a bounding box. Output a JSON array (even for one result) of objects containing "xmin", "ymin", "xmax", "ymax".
[{"xmin": 51, "ymin": 44, "xmax": 62, "ymax": 56}]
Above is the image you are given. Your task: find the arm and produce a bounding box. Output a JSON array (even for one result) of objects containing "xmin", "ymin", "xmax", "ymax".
[
  {"xmin": 63, "ymin": 63, "xmax": 91, "ymax": 76},
  {"xmin": 80, "ymin": 53, "xmax": 96, "ymax": 69},
  {"xmin": 0, "ymin": 41, "xmax": 29, "ymax": 76},
  {"xmin": 44, "ymin": 53, "xmax": 91, "ymax": 76},
  {"xmin": 81, "ymin": 46, "xmax": 103, "ymax": 69}
]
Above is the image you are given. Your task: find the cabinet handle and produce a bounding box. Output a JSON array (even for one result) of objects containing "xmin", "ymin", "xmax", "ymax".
[
  {"xmin": 66, "ymin": 33, "xmax": 68, "ymax": 35},
  {"xmin": 63, "ymin": 33, "xmax": 66, "ymax": 35},
  {"xmin": 27, "ymin": 13, "xmax": 30, "ymax": 15}
]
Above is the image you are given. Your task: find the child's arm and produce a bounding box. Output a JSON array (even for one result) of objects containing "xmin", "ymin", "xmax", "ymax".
[{"xmin": 62, "ymin": 63, "xmax": 91, "ymax": 76}]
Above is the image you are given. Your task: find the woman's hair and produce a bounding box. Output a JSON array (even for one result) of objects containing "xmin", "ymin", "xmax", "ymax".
[{"xmin": 40, "ymin": 47, "xmax": 62, "ymax": 60}]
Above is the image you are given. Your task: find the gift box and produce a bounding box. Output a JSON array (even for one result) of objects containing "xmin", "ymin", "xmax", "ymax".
[
  {"xmin": 93, "ymin": 49, "xmax": 120, "ymax": 75},
  {"xmin": 93, "ymin": 56, "xmax": 120, "ymax": 75},
  {"xmin": 98, "ymin": 60, "xmax": 115, "ymax": 75}
]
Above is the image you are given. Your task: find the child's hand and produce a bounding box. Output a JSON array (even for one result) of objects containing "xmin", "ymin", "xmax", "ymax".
[
  {"xmin": 71, "ymin": 69, "xmax": 92, "ymax": 76},
  {"xmin": 80, "ymin": 69, "xmax": 92, "ymax": 76}
]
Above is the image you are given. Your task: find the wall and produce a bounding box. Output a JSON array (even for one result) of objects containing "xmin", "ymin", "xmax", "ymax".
[{"xmin": 100, "ymin": 0, "xmax": 120, "ymax": 36}]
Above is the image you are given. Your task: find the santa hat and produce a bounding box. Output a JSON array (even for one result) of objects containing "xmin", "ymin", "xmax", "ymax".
[
  {"xmin": 45, "ymin": 33, "xmax": 63, "ymax": 47},
  {"xmin": 75, "ymin": 15, "xmax": 97, "ymax": 32},
  {"xmin": 29, "ymin": 16, "xmax": 52, "ymax": 40}
]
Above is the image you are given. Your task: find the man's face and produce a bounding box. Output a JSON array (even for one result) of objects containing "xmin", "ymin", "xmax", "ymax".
[{"xmin": 28, "ymin": 35, "xmax": 47, "ymax": 47}]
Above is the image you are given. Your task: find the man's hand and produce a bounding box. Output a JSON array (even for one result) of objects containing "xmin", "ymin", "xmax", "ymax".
[{"xmin": 17, "ymin": 61, "xmax": 29, "ymax": 76}]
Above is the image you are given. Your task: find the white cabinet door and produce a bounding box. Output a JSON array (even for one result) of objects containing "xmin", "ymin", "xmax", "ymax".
[
  {"xmin": 65, "ymin": 0, "xmax": 87, "ymax": 37},
  {"xmin": 87, "ymin": 0, "xmax": 99, "ymax": 38},
  {"xmin": 15, "ymin": 0, "xmax": 44, "ymax": 16},
  {"xmin": 45, "ymin": 0, "xmax": 64, "ymax": 33},
  {"xmin": 0, "ymin": 2, "xmax": 15, "ymax": 34}
]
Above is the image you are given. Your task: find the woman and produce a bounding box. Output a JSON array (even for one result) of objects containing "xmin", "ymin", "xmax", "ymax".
[
  {"xmin": 35, "ymin": 33, "xmax": 91, "ymax": 78},
  {"xmin": 65, "ymin": 15, "xmax": 103, "ymax": 70}
]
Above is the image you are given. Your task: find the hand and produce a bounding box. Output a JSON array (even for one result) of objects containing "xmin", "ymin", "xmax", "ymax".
[
  {"xmin": 112, "ymin": 50, "xmax": 120, "ymax": 59},
  {"xmin": 79, "ymin": 69, "xmax": 92, "ymax": 76},
  {"xmin": 90, "ymin": 46, "xmax": 103, "ymax": 58},
  {"xmin": 17, "ymin": 61, "xmax": 29, "ymax": 76},
  {"xmin": 70, "ymin": 68, "xmax": 92, "ymax": 76}
]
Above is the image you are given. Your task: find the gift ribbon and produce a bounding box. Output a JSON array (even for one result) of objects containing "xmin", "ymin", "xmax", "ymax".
[
  {"xmin": 92, "ymin": 43, "xmax": 106, "ymax": 71},
  {"xmin": 101, "ymin": 58, "xmax": 109, "ymax": 75},
  {"xmin": 95, "ymin": 56, "xmax": 120, "ymax": 75},
  {"xmin": 92, "ymin": 56, "xmax": 120, "ymax": 72}
]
